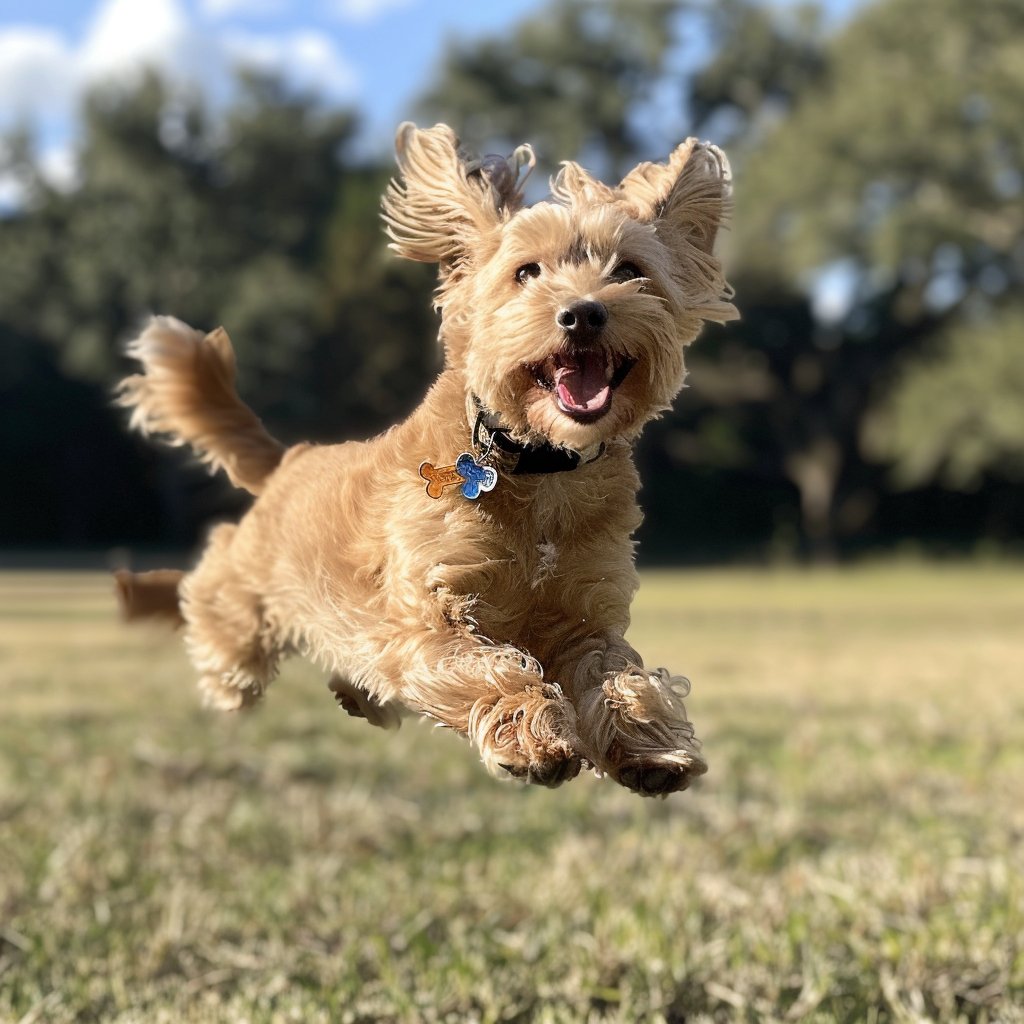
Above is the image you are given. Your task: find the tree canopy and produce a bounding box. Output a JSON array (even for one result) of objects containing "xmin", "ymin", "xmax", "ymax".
[
  {"xmin": 418, "ymin": 0, "xmax": 680, "ymax": 180},
  {"xmin": 2, "ymin": 0, "xmax": 1022, "ymax": 558}
]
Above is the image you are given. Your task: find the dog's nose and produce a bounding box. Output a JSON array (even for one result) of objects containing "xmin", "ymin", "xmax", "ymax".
[{"xmin": 556, "ymin": 299, "xmax": 608, "ymax": 338}]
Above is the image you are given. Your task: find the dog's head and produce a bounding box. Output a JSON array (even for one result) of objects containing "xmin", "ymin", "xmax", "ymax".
[{"xmin": 383, "ymin": 123, "xmax": 737, "ymax": 450}]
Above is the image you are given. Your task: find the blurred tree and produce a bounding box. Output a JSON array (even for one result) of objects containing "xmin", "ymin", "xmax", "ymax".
[
  {"xmin": 0, "ymin": 73, "xmax": 357, "ymax": 406},
  {"xmin": 415, "ymin": 0, "xmax": 1024, "ymax": 559},
  {"xmin": 689, "ymin": 0, "xmax": 827, "ymax": 144},
  {"xmin": 3, "ymin": 0, "xmax": 1022, "ymax": 557},
  {"xmin": 735, "ymin": 0, "xmax": 1023, "ymax": 288},
  {"xmin": 688, "ymin": 0, "xmax": 1024, "ymax": 556},
  {"xmin": 316, "ymin": 167, "xmax": 440, "ymax": 438},
  {"xmin": 663, "ymin": 0, "xmax": 1024, "ymax": 557},
  {"xmin": 863, "ymin": 306, "xmax": 1024, "ymax": 491},
  {"xmin": 0, "ymin": 72, "xmax": 437, "ymax": 544},
  {"xmin": 417, "ymin": 0, "xmax": 680, "ymax": 179}
]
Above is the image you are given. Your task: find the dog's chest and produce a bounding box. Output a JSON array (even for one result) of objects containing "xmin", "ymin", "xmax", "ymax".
[
  {"xmin": 458, "ymin": 530, "xmax": 572, "ymax": 647},
  {"xmin": 428, "ymin": 470, "xmax": 626, "ymax": 644},
  {"xmin": 475, "ymin": 491, "xmax": 588, "ymax": 605},
  {"xmin": 531, "ymin": 540, "xmax": 560, "ymax": 590},
  {"xmin": 493, "ymin": 535, "xmax": 564, "ymax": 593}
]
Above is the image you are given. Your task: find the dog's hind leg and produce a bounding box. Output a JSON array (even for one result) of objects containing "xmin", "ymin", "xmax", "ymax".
[
  {"xmin": 328, "ymin": 675, "xmax": 402, "ymax": 730},
  {"xmin": 114, "ymin": 569, "xmax": 185, "ymax": 625},
  {"xmin": 180, "ymin": 524, "xmax": 281, "ymax": 710}
]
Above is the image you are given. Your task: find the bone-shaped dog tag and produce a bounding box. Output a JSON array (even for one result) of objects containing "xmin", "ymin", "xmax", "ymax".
[
  {"xmin": 455, "ymin": 453, "xmax": 498, "ymax": 499},
  {"xmin": 419, "ymin": 460, "xmax": 466, "ymax": 499},
  {"xmin": 419, "ymin": 453, "xmax": 497, "ymax": 500}
]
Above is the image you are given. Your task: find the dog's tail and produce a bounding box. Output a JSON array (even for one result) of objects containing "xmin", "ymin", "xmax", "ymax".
[{"xmin": 117, "ymin": 316, "xmax": 285, "ymax": 495}]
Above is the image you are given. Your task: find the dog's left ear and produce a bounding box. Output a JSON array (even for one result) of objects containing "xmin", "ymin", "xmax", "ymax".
[
  {"xmin": 617, "ymin": 139, "xmax": 731, "ymax": 255},
  {"xmin": 618, "ymin": 140, "xmax": 738, "ymax": 324},
  {"xmin": 382, "ymin": 122, "xmax": 533, "ymax": 269}
]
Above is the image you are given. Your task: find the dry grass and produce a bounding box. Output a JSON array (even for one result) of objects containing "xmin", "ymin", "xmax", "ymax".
[{"xmin": 1, "ymin": 563, "xmax": 1022, "ymax": 1023}]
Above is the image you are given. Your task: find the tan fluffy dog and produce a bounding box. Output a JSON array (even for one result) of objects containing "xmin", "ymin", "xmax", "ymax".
[{"xmin": 116, "ymin": 123, "xmax": 737, "ymax": 795}]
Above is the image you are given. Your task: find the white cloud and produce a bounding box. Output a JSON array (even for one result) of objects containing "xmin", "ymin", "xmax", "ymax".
[
  {"xmin": 285, "ymin": 30, "xmax": 358, "ymax": 97},
  {"xmin": 0, "ymin": 0, "xmax": 361, "ymax": 207},
  {"xmin": 0, "ymin": 143, "xmax": 79, "ymax": 211},
  {"xmin": 224, "ymin": 29, "xmax": 357, "ymax": 100},
  {"xmin": 72, "ymin": 0, "xmax": 356, "ymax": 100},
  {"xmin": 200, "ymin": 0, "xmax": 289, "ymax": 19},
  {"xmin": 330, "ymin": 0, "xmax": 415, "ymax": 23},
  {"xmin": 40, "ymin": 144, "xmax": 80, "ymax": 192},
  {"xmin": 77, "ymin": 0, "xmax": 222, "ymax": 90},
  {"xmin": 78, "ymin": 0, "xmax": 186, "ymax": 80},
  {"xmin": 0, "ymin": 2, "xmax": 221, "ymax": 131},
  {"xmin": 0, "ymin": 27, "xmax": 75, "ymax": 126},
  {"xmin": 0, "ymin": 0, "xmax": 359, "ymax": 118},
  {"xmin": 809, "ymin": 259, "xmax": 858, "ymax": 324},
  {"xmin": 0, "ymin": 174, "xmax": 23, "ymax": 211}
]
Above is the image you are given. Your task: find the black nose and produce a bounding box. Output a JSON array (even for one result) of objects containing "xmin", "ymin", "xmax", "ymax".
[{"xmin": 556, "ymin": 299, "xmax": 608, "ymax": 337}]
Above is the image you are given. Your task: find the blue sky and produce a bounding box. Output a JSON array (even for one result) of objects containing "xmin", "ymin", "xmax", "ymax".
[
  {"xmin": 1, "ymin": 0, "xmax": 864, "ymax": 197},
  {"xmin": 1, "ymin": 0, "xmax": 545, "ymax": 173}
]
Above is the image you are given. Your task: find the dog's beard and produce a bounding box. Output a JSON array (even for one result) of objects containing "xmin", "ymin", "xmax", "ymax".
[{"xmin": 472, "ymin": 311, "xmax": 685, "ymax": 450}]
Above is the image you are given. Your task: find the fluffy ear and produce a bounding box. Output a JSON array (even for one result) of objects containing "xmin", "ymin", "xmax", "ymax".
[
  {"xmin": 381, "ymin": 122, "xmax": 533, "ymax": 266},
  {"xmin": 658, "ymin": 141, "xmax": 732, "ymax": 255},
  {"xmin": 620, "ymin": 140, "xmax": 737, "ymax": 324},
  {"xmin": 617, "ymin": 139, "xmax": 731, "ymax": 255},
  {"xmin": 550, "ymin": 161, "xmax": 616, "ymax": 207}
]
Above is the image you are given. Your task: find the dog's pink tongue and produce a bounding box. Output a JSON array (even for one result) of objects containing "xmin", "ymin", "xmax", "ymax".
[{"xmin": 555, "ymin": 353, "xmax": 610, "ymax": 413}]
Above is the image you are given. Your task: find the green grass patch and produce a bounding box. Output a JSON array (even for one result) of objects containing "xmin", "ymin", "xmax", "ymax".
[{"xmin": 1, "ymin": 565, "xmax": 1023, "ymax": 1022}]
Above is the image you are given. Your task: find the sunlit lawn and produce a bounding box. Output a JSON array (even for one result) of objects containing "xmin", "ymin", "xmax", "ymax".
[{"xmin": 1, "ymin": 564, "xmax": 1022, "ymax": 1023}]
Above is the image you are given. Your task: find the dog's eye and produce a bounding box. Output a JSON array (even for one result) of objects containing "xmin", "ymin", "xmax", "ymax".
[
  {"xmin": 515, "ymin": 263, "xmax": 541, "ymax": 285},
  {"xmin": 611, "ymin": 261, "xmax": 644, "ymax": 283}
]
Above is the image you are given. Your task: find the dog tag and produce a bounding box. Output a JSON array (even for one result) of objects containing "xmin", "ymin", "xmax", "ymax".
[
  {"xmin": 419, "ymin": 453, "xmax": 497, "ymax": 500},
  {"xmin": 455, "ymin": 453, "xmax": 498, "ymax": 499}
]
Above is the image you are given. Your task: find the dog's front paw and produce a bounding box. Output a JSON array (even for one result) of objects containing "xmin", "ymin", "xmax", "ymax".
[
  {"xmin": 607, "ymin": 746, "xmax": 705, "ymax": 797},
  {"xmin": 499, "ymin": 755, "xmax": 581, "ymax": 788},
  {"xmin": 579, "ymin": 668, "xmax": 708, "ymax": 797},
  {"xmin": 474, "ymin": 684, "xmax": 581, "ymax": 788}
]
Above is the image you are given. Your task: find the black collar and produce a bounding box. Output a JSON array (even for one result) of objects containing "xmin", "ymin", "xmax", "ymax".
[{"xmin": 471, "ymin": 397, "xmax": 606, "ymax": 476}]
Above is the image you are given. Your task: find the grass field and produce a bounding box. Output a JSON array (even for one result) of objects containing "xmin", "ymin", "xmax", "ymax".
[{"xmin": 1, "ymin": 564, "xmax": 1022, "ymax": 1023}]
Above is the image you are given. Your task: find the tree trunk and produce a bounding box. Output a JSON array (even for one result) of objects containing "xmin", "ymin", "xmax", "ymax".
[{"xmin": 785, "ymin": 437, "xmax": 841, "ymax": 562}]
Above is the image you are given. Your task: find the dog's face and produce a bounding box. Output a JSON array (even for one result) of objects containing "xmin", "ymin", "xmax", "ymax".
[{"xmin": 383, "ymin": 124, "xmax": 737, "ymax": 449}]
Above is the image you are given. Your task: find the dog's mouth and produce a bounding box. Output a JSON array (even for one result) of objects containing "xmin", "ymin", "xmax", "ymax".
[{"xmin": 531, "ymin": 350, "xmax": 636, "ymax": 424}]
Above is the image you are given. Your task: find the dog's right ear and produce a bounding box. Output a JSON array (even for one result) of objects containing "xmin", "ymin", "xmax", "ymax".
[
  {"xmin": 616, "ymin": 139, "xmax": 732, "ymax": 255},
  {"xmin": 382, "ymin": 123, "xmax": 531, "ymax": 268}
]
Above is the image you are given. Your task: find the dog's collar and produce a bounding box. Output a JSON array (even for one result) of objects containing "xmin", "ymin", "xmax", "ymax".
[{"xmin": 469, "ymin": 395, "xmax": 605, "ymax": 476}]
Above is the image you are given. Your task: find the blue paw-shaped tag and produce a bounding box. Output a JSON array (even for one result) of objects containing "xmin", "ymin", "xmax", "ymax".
[{"xmin": 455, "ymin": 452, "xmax": 498, "ymax": 500}]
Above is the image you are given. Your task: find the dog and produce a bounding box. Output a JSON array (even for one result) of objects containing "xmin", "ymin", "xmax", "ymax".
[{"xmin": 115, "ymin": 122, "xmax": 737, "ymax": 795}]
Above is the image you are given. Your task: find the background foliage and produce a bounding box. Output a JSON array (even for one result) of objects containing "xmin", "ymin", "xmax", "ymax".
[{"xmin": 1, "ymin": 0, "xmax": 1022, "ymax": 561}]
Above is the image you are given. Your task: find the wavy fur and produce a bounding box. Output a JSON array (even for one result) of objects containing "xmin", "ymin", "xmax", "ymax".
[
  {"xmin": 116, "ymin": 123, "xmax": 737, "ymax": 795},
  {"xmin": 117, "ymin": 316, "xmax": 285, "ymax": 495}
]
